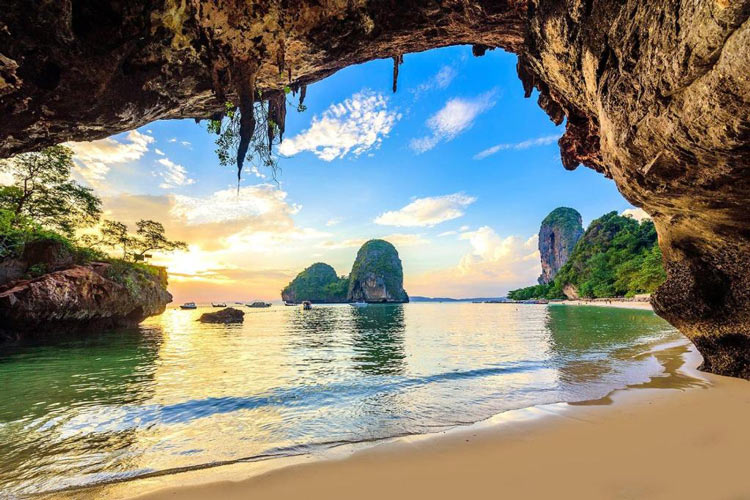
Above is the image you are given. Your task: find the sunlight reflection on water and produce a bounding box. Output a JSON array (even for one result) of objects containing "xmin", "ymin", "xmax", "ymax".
[{"xmin": 0, "ymin": 303, "xmax": 683, "ymax": 496}]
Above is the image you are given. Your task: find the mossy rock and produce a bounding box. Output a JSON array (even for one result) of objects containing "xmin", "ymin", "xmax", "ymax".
[
  {"xmin": 281, "ymin": 262, "xmax": 348, "ymax": 303},
  {"xmin": 347, "ymin": 239, "xmax": 408, "ymax": 303}
]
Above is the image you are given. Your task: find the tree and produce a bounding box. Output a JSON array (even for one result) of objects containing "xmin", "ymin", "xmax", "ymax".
[
  {"xmin": 81, "ymin": 219, "xmax": 186, "ymax": 262},
  {"xmin": 131, "ymin": 220, "xmax": 187, "ymax": 261},
  {"xmin": 0, "ymin": 145, "xmax": 101, "ymax": 236},
  {"xmin": 80, "ymin": 220, "xmax": 133, "ymax": 259}
]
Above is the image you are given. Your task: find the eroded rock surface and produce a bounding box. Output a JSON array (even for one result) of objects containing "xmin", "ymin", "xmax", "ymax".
[
  {"xmin": 348, "ymin": 240, "xmax": 408, "ymax": 303},
  {"xmin": 1, "ymin": 1, "xmax": 749, "ymax": 376},
  {"xmin": 538, "ymin": 207, "xmax": 583, "ymax": 284},
  {"xmin": 199, "ymin": 307, "xmax": 244, "ymax": 324},
  {"xmin": 0, "ymin": 263, "xmax": 171, "ymax": 341}
]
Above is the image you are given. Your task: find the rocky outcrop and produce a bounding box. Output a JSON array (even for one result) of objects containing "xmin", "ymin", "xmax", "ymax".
[
  {"xmin": 22, "ymin": 238, "xmax": 74, "ymax": 271},
  {"xmin": 1, "ymin": 2, "xmax": 749, "ymax": 376},
  {"xmin": 538, "ymin": 207, "xmax": 583, "ymax": 284},
  {"xmin": 199, "ymin": 307, "xmax": 244, "ymax": 324},
  {"xmin": 562, "ymin": 284, "xmax": 579, "ymax": 300},
  {"xmin": 281, "ymin": 262, "xmax": 348, "ymax": 304},
  {"xmin": 348, "ymin": 240, "xmax": 408, "ymax": 303},
  {"xmin": 0, "ymin": 262, "xmax": 171, "ymax": 341}
]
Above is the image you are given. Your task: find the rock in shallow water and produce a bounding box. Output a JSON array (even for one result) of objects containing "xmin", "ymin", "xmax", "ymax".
[
  {"xmin": 0, "ymin": 263, "xmax": 171, "ymax": 341},
  {"xmin": 198, "ymin": 307, "xmax": 245, "ymax": 324}
]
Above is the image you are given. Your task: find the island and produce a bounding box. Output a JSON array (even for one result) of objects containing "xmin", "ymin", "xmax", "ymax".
[{"xmin": 281, "ymin": 239, "xmax": 409, "ymax": 304}]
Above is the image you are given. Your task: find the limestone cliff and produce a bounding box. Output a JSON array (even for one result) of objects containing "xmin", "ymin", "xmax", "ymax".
[
  {"xmin": 281, "ymin": 262, "xmax": 347, "ymax": 304},
  {"xmin": 1, "ymin": 1, "xmax": 749, "ymax": 376},
  {"xmin": 0, "ymin": 241, "xmax": 172, "ymax": 341},
  {"xmin": 538, "ymin": 207, "xmax": 583, "ymax": 284},
  {"xmin": 347, "ymin": 240, "xmax": 408, "ymax": 303}
]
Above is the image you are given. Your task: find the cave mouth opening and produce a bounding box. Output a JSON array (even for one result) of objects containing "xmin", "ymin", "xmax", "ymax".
[
  {"xmin": 1, "ymin": 2, "xmax": 749, "ymax": 378},
  {"xmin": 57, "ymin": 44, "xmax": 645, "ymax": 311}
]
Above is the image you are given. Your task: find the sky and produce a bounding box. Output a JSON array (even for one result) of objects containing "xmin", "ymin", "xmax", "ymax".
[{"xmin": 58, "ymin": 46, "xmax": 646, "ymax": 302}]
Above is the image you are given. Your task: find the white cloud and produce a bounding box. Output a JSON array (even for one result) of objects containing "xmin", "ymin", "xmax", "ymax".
[
  {"xmin": 410, "ymin": 91, "xmax": 496, "ymax": 153},
  {"xmin": 374, "ymin": 193, "xmax": 476, "ymax": 227},
  {"xmin": 622, "ymin": 207, "xmax": 651, "ymax": 222},
  {"xmin": 434, "ymin": 66, "xmax": 457, "ymax": 89},
  {"xmin": 326, "ymin": 217, "xmax": 343, "ymax": 227},
  {"xmin": 407, "ymin": 227, "xmax": 541, "ymax": 297},
  {"xmin": 456, "ymin": 228, "xmax": 540, "ymax": 284},
  {"xmin": 67, "ymin": 130, "xmax": 154, "ymax": 183},
  {"xmin": 171, "ymin": 184, "xmax": 300, "ymax": 226},
  {"xmin": 155, "ymin": 148, "xmax": 165, "ymax": 156},
  {"xmin": 168, "ymin": 138, "xmax": 177, "ymax": 143},
  {"xmin": 319, "ymin": 233, "xmax": 429, "ymax": 250},
  {"xmin": 180, "ymin": 141, "xmax": 192, "ymax": 149},
  {"xmin": 278, "ymin": 90, "xmax": 400, "ymax": 161},
  {"xmin": 412, "ymin": 65, "xmax": 457, "ymax": 96},
  {"xmin": 473, "ymin": 134, "xmax": 561, "ymax": 160},
  {"xmin": 156, "ymin": 158, "xmax": 195, "ymax": 189},
  {"xmin": 438, "ymin": 230, "xmax": 458, "ymax": 237}
]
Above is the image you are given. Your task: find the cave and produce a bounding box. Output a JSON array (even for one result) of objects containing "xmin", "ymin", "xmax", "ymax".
[{"xmin": 1, "ymin": 1, "xmax": 748, "ymax": 377}]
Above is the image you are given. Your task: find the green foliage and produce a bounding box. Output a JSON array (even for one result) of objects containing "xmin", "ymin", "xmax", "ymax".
[
  {"xmin": 508, "ymin": 283, "xmax": 552, "ymax": 300},
  {"xmin": 348, "ymin": 239, "xmax": 408, "ymax": 302},
  {"xmin": 509, "ymin": 212, "xmax": 666, "ymax": 300},
  {"xmin": 0, "ymin": 145, "xmax": 101, "ymax": 237},
  {"xmin": 208, "ymin": 100, "xmax": 280, "ymax": 183},
  {"xmin": 541, "ymin": 207, "xmax": 583, "ymax": 235},
  {"xmin": 281, "ymin": 263, "xmax": 349, "ymax": 302},
  {"xmin": 131, "ymin": 220, "xmax": 187, "ymax": 260},
  {"xmin": 103, "ymin": 259, "xmax": 162, "ymax": 298},
  {"xmin": 26, "ymin": 263, "xmax": 47, "ymax": 278},
  {"xmin": 82, "ymin": 219, "xmax": 186, "ymax": 262}
]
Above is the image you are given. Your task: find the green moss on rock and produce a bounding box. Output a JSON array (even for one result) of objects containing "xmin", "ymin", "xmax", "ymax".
[
  {"xmin": 281, "ymin": 262, "xmax": 348, "ymax": 303},
  {"xmin": 347, "ymin": 240, "xmax": 408, "ymax": 303}
]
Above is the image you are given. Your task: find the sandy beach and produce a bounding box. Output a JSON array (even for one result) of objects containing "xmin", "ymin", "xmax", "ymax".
[
  {"xmin": 553, "ymin": 299, "xmax": 653, "ymax": 310},
  {"xmin": 113, "ymin": 342, "xmax": 750, "ymax": 500}
]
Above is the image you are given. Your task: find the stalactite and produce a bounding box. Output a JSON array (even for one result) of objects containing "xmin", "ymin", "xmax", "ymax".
[
  {"xmin": 392, "ymin": 54, "xmax": 403, "ymax": 93},
  {"xmin": 267, "ymin": 92, "xmax": 287, "ymax": 150},
  {"xmin": 277, "ymin": 39, "xmax": 286, "ymax": 75},
  {"xmin": 234, "ymin": 63, "xmax": 257, "ymax": 182},
  {"xmin": 472, "ymin": 44, "xmax": 491, "ymax": 56},
  {"xmin": 299, "ymin": 84, "xmax": 307, "ymax": 108}
]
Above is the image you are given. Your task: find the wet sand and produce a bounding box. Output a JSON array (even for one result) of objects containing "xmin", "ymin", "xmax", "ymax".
[{"xmin": 123, "ymin": 343, "xmax": 750, "ymax": 500}]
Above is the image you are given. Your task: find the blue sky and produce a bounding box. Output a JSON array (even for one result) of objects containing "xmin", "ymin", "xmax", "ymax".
[{"xmin": 63, "ymin": 45, "xmax": 640, "ymax": 302}]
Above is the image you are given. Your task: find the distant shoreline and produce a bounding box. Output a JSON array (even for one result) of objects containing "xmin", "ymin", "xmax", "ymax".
[{"xmin": 552, "ymin": 299, "xmax": 653, "ymax": 310}]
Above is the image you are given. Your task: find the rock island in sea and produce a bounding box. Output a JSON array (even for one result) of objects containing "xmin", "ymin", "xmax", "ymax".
[{"xmin": 281, "ymin": 239, "xmax": 408, "ymax": 304}]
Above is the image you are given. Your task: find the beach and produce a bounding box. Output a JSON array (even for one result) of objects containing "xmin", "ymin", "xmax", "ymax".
[
  {"xmin": 554, "ymin": 299, "xmax": 654, "ymax": 310},
  {"xmin": 119, "ymin": 341, "xmax": 750, "ymax": 500}
]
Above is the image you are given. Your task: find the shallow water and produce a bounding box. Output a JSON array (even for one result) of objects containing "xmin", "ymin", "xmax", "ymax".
[{"xmin": 0, "ymin": 303, "xmax": 684, "ymax": 496}]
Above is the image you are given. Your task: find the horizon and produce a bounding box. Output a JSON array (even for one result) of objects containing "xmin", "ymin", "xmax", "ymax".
[{"xmin": 40, "ymin": 46, "xmax": 644, "ymax": 303}]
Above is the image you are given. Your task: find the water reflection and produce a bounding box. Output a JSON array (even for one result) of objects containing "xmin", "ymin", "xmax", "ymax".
[
  {"xmin": 0, "ymin": 303, "xmax": 685, "ymax": 497},
  {"xmin": 0, "ymin": 327, "xmax": 163, "ymax": 495},
  {"xmin": 545, "ymin": 305, "xmax": 680, "ymax": 389},
  {"xmin": 351, "ymin": 305, "xmax": 406, "ymax": 375}
]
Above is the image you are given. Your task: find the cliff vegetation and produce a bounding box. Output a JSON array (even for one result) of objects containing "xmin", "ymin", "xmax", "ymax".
[
  {"xmin": 0, "ymin": 147, "xmax": 183, "ymax": 335},
  {"xmin": 281, "ymin": 263, "xmax": 349, "ymax": 303},
  {"xmin": 282, "ymin": 240, "xmax": 408, "ymax": 304},
  {"xmin": 509, "ymin": 211, "xmax": 666, "ymax": 300}
]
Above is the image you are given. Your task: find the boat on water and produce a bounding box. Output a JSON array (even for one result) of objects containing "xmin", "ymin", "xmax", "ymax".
[
  {"xmin": 284, "ymin": 301, "xmax": 296, "ymax": 306},
  {"xmin": 211, "ymin": 302, "xmax": 227, "ymax": 307},
  {"xmin": 350, "ymin": 301, "xmax": 368, "ymax": 307},
  {"xmin": 180, "ymin": 302, "xmax": 197, "ymax": 310},
  {"xmin": 302, "ymin": 301, "xmax": 312, "ymax": 310},
  {"xmin": 247, "ymin": 302, "xmax": 272, "ymax": 308}
]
